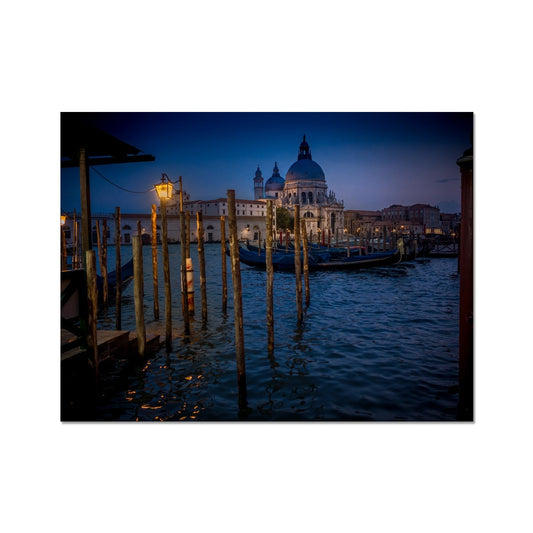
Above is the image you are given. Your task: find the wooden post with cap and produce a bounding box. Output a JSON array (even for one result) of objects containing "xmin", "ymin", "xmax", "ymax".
[
  {"xmin": 160, "ymin": 197, "xmax": 172, "ymax": 351},
  {"xmin": 179, "ymin": 177, "xmax": 190, "ymax": 335},
  {"xmin": 197, "ymin": 212, "xmax": 208, "ymax": 322},
  {"xmin": 294, "ymin": 205, "xmax": 303, "ymax": 323},
  {"xmin": 133, "ymin": 235, "xmax": 146, "ymax": 357},
  {"xmin": 151, "ymin": 204, "xmax": 159, "ymax": 320},
  {"xmin": 301, "ymin": 218, "xmax": 310, "ymax": 307},
  {"xmin": 227, "ymin": 189, "xmax": 247, "ymax": 411},
  {"xmin": 114, "ymin": 207, "xmax": 122, "ymax": 330},
  {"xmin": 221, "ymin": 215, "xmax": 228, "ymax": 314},
  {"xmin": 266, "ymin": 200, "xmax": 274, "ymax": 352}
]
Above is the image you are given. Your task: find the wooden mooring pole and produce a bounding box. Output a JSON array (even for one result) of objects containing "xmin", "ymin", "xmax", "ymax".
[
  {"xmin": 95, "ymin": 220, "xmax": 108, "ymax": 306},
  {"xmin": 221, "ymin": 216, "xmax": 228, "ymax": 314},
  {"xmin": 301, "ymin": 219, "xmax": 310, "ymax": 307},
  {"xmin": 294, "ymin": 205, "xmax": 303, "ymax": 323},
  {"xmin": 102, "ymin": 219, "xmax": 108, "ymax": 305},
  {"xmin": 114, "ymin": 207, "xmax": 122, "ymax": 330},
  {"xmin": 185, "ymin": 212, "xmax": 194, "ymax": 316},
  {"xmin": 457, "ymin": 141, "xmax": 474, "ymax": 421},
  {"xmin": 86, "ymin": 250, "xmax": 99, "ymax": 379},
  {"xmin": 186, "ymin": 211, "xmax": 191, "ymax": 257},
  {"xmin": 133, "ymin": 235, "xmax": 146, "ymax": 357},
  {"xmin": 72, "ymin": 210, "xmax": 78, "ymax": 269},
  {"xmin": 151, "ymin": 204, "xmax": 159, "ymax": 320},
  {"xmin": 161, "ymin": 198, "xmax": 172, "ymax": 351},
  {"xmin": 266, "ymin": 200, "xmax": 274, "ymax": 352},
  {"xmin": 179, "ymin": 178, "xmax": 190, "ymax": 334},
  {"xmin": 227, "ymin": 189, "xmax": 247, "ymax": 411},
  {"xmin": 61, "ymin": 226, "xmax": 67, "ymax": 271},
  {"xmin": 197, "ymin": 212, "xmax": 208, "ymax": 322}
]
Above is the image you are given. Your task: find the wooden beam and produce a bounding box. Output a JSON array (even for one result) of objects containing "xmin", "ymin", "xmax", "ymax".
[
  {"xmin": 79, "ymin": 147, "xmax": 92, "ymax": 267},
  {"xmin": 61, "ymin": 154, "xmax": 155, "ymax": 168}
]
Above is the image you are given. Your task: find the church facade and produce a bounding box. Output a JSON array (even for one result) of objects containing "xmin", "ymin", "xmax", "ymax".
[{"xmin": 255, "ymin": 136, "xmax": 344, "ymax": 236}]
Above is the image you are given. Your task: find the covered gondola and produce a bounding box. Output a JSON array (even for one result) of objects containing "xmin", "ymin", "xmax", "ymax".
[{"xmin": 236, "ymin": 245, "xmax": 401, "ymax": 271}]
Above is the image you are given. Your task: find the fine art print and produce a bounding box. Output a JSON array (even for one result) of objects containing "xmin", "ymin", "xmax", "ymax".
[{"xmin": 60, "ymin": 112, "xmax": 473, "ymax": 421}]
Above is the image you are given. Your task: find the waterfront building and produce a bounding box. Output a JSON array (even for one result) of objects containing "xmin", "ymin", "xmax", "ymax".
[
  {"xmin": 344, "ymin": 210, "xmax": 382, "ymax": 234},
  {"xmin": 381, "ymin": 203, "xmax": 441, "ymax": 234},
  {"xmin": 63, "ymin": 196, "xmax": 268, "ymax": 249},
  {"xmin": 440, "ymin": 212, "xmax": 460, "ymax": 235}
]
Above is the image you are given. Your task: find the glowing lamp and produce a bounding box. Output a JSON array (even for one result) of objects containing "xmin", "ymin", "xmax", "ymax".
[
  {"xmin": 60, "ymin": 215, "xmax": 66, "ymax": 226},
  {"xmin": 154, "ymin": 175, "xmax": 174, "ymax": 200}
]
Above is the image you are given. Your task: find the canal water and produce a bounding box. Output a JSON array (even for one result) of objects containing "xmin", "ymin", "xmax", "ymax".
[{"xmin": 91, "ymin": 244, "xmax": 460, "ymax": 421}]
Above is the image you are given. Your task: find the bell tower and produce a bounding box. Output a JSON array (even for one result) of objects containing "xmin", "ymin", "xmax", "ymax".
[
  {"xmin": 298, "ymin": 135, "xmax": 312, "ymax": 160},
  {"xmin": 253, "ymin": 164, "xmax": 264, "ymax": 200}
]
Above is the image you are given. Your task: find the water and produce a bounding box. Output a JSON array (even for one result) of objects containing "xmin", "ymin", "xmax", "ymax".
[{"xmin": 90, "ymin": 244, "xmax": 459, "ymax": 421}]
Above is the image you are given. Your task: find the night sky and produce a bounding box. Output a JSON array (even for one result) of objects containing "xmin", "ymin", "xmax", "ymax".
[{"xmin": 61, "ymin": 112, "xmax": 472, "ymax": 215}]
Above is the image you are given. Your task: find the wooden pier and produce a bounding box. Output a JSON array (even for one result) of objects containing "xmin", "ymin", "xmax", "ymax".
[{"xmin": 61, "ymin": 328, "xmax": 160, "ymax": 365}]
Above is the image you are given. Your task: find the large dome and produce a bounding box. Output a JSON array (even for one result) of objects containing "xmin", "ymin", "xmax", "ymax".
[
  {"xmin": 285, "ymin": 136, "xmax": 325, "ymax": 182},
  {"xmin": 285, "ymin": 158, "xmax": 325, "ymax": 182}
]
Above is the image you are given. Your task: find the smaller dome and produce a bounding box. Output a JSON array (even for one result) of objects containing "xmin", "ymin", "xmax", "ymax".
[
  {"xmin": 265, "ymin": 176, "xmax": 285, "ymax": 191},
  {"xmin": 254, "ymin": 165, "xmax": 263, "ymax": 178},
  {"xmin": 265, "ymin": 161, "xmax": 285, "ymax": 191}
]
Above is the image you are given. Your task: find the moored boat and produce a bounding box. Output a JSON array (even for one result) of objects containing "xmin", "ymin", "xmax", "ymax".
[
  {"xmin": 236, "ymin": 245, "xmax": 401, "ymax": 271},
  {"xmin": 97, "ymin": 258, "xmax": 134, "ymax": 303}
]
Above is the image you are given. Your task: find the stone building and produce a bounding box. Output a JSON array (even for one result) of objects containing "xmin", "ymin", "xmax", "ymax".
[
  {"xmin": 381, "ymin": 203, "xmax": 441, "ymax": 234},
  {"xmin": 344, "ymin": 210, "xmax": 382, "ymax": 234}
]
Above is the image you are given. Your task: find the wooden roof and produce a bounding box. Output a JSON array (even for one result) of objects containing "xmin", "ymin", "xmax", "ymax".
[{"xmin": 61, "ymin": 113, "xmax": 155, "ymax": 168}]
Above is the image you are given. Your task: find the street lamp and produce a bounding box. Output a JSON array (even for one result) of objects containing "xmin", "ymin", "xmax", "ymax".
[
  {"xmin": 154, "ymin": 174, "xmax": 174, "ymax": 200},
  {"xmin": 61, "ymin": 214, "xmax": 67, "ymax": 270},
  {"xmin": 154, "ymin": 173, "xmax": 174, "ymax": 351}
]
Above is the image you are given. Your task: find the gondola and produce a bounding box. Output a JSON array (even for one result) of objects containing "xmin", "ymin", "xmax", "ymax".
[
  {"xmin": 96, "ymin": 258, "xmax": 134, "ymax": 303},
  {"xmin": 236, "ymin": 245, "xmax": 401, "ymax": 271}
]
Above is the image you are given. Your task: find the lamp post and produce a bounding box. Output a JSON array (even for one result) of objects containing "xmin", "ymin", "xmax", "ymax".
[
  {"xmin": 154, "ymin": 173, "xmax": 174, "ymax": 351},
  {"xmin": 60, "ymin": 214, "xmax": 67, "ymax": 270}
]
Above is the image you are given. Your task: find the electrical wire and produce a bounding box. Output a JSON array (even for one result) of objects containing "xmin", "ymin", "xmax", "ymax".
[{"xmin": 90, "ymin": 166, "xmax": 156, "ymax": 194}]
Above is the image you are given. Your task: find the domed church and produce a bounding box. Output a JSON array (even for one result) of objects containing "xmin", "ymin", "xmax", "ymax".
[{"xmin": 255, "ymin": 136, "xmax": 344, "ymax": 235}]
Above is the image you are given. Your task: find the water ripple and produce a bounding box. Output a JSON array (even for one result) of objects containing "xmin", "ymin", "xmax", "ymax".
[{"xmin": 92, "ymin": 246, "xmax": 460, "ymax": 421}]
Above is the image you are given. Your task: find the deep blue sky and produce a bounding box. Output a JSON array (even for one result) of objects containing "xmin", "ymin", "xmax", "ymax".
[{"xmin": 61, "ymin": 112, "xmax": 472, "ymax": 214}]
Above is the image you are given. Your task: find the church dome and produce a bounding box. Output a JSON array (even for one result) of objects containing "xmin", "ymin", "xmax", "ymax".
[
  {"xmin": 285, "ymin": 136, "xmax": 325, "ymax": 182},
  {"xmin": 286, "ymin": 159, "xmax": 325, "ymax": 182},
  {"xmin": 265, "ymin": 161, "xmax": 285, "ymax": 191}
]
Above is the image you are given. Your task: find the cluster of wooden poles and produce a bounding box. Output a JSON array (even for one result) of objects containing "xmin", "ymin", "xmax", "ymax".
[
  {"xmin": 227, "ymin": 194, "xmax": 313, "ymax": 410},
  {"xmin": 74, "ymin": 189, "xmax": 317, "ymax": 410}
]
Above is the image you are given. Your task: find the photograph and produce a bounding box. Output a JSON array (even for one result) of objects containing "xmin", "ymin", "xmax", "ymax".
[{"xmin": 60, "ymin": 111, "xmax": 473, "ymax": 421}]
